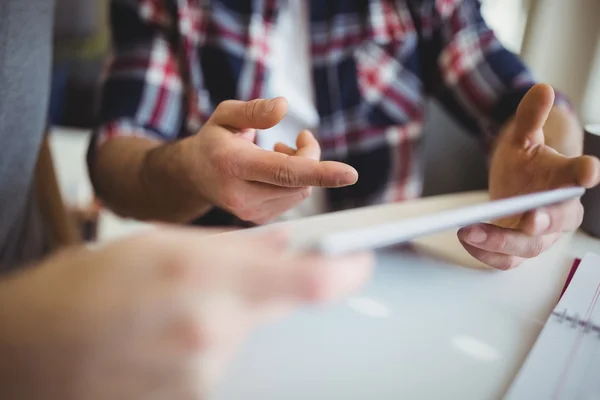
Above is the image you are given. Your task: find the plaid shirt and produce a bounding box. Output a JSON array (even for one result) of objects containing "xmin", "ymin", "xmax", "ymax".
[{"xmin": 91, "ymin": 0, "xmax": 560, "ymax": 225}]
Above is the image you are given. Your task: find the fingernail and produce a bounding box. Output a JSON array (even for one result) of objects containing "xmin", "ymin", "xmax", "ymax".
[
  {"xmin": 337, "ymin": 169, "xmax": 358, "ymax": 186},
  {"xmin": 466, "ymin": 226, "xmax": 487, "ymax": 244},
  {"xmin": 264, "ymin": 98, "xmax": 278, "ymax": 113},
  {"xmin": 534, "ymin": 211, "xmax": 551, "ymax": 233}
]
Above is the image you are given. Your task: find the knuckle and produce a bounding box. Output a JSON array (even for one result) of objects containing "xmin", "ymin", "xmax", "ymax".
[
  {"xmin": 529, "ymin": 239, "xmax": 545, "ymax": 257},
  {"xmin": 274, "ymin": 159, "xmax": 297, "ymax": 187},
  {"xmin": 307, "ymin": 166, "xmax": 326, "ymax": 188},
  {"xmin": 215, "ymin": 99, "xmax": 235, "ymax": 115},
  {"xmin": 493, "ymin": 231, "xmax": 509, "ymax": 253},
  {"xmin": 317, "ymin": 171, "xmax": 328, "ymax": 188},
  {"xmin": 244, "ymin": 99, "xmax": 259, "ymax": 124},
  {"xmin": 222, "ymin": 190, "xmax": 245, "ymax": 211},
  {"xmin": 211, "ymin": 147, "xmax": 237, "ymax": 178}
]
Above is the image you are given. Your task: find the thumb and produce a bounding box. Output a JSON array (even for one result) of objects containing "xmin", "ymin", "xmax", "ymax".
[
  {"xmin": 512, "ymin": 84, "xmax": 555, "ymax": 147},
  {"xmin": 211, "ymin": 98, "xmax": 288, "ymax": 130},
  {"xmin": 565, "ymin": 155, "xmax": 600, "ymax": 189}
]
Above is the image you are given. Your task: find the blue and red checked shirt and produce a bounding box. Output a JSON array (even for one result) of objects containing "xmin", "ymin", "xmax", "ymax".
[{"xmin": 90, "ymin": 0, "xmax": 565, "ymax": 226}]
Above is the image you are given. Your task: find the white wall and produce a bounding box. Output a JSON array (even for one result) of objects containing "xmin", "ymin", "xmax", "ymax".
[
  {"xmin": 49, "ymin": 128, "xmax": 150, "ymax": 243},
  {"xmin": 520, "ymin": 0, "xmax": 600, "ymax": 122},
  {"xmin": 481, "ymin": 0, "xmax": 528, "ymax": 54},
  {"xmin": 582, "ymin": 39, "xmax": 600, "ymax": 125},
  {"xmin": 481, "ymin": 0, "xmax": 600, "ymax": 124}
]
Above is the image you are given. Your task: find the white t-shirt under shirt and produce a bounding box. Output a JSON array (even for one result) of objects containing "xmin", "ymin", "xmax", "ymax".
[{"xmin": 257, "ymin": 0, "xmax": 326, "ymax": 220}]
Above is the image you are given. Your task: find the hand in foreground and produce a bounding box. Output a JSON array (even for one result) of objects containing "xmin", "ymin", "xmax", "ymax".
[
  {"xmin": 458, "ymin": 84, "xmax": 600, "ymax": 270},
  {"xmin": 179, "ymin": 98, "xmax": 357, "ymax": 224},
  {"xmin": 0, "ymin": 228, "xmax": 373, "ymax": 399}
]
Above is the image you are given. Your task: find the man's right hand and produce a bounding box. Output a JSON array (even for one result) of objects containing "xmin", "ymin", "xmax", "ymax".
[
  {"xmin": 0, "ymin": 228, "xmax": 373, "ymax": 400},
  {"xmin": 92, "ymin": 98, "xmax": 357, "ymax": 224},
  {"xmin": 177, "ymin": 98, "xmax": 357, "ymax": 224}
]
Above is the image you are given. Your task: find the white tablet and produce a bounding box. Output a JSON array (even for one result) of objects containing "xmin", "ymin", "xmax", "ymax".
[{"xmin": 312, "ymin": 187, "xmax": 585, "ymax": 255}]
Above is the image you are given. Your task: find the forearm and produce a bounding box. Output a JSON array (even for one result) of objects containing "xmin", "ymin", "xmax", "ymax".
[{"xmin": 91, "ymin": 136, "xmax": 212, "ymax": 223}]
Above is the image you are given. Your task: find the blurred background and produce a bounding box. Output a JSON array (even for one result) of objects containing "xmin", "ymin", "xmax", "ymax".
[{"xmin": 48, "ymin": 0, "xmax": 600, "ymax": 241}]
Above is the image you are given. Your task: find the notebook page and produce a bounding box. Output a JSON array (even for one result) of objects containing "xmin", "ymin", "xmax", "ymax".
[{"xmin": 505, "ymin": 253, "xmax": 600, "ymax": 400}]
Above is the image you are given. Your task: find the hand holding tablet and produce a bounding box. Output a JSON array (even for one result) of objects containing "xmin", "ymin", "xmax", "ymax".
[{"xmin": 313, "ymin": 187, "xmax": 585, "ymax": 255}]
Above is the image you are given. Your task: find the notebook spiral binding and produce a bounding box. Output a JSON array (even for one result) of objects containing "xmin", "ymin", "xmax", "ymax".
[{"xmin": 552, "ymin": 309, "xmax": 600, "ymax": 337}]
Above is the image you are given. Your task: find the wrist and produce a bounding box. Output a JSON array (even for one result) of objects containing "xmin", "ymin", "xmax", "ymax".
[{"xmin": 142, "ymin": 139, "xmax": 213, "ymax": 221}]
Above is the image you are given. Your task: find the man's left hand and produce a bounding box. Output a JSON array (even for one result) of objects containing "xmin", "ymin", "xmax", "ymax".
[{"xmin": 458, "ymin": 84, "xmax": 600, "ymax": 270}]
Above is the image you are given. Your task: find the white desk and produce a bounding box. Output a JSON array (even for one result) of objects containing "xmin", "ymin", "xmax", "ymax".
[
  {"xmin": 48, "ymin": 127, "xmax": 151, "ymax": 241},
  {"xmin": 214, "ymin": 193, "xmax": 600, "ymax": 400},
  {"xmin": 48, "ymin": 127, "xmax": 600, "ymax": 398}
]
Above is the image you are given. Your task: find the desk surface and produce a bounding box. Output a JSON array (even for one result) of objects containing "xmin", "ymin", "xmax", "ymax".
[
  {"xmin": 214, "ymin": 192, "xmax": 600, "ymax": 400},
  {"xmin": 49, "ymin": 127, "xmax": 600, "ymax": 399}
]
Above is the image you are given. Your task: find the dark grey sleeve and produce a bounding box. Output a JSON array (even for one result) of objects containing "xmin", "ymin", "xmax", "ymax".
[{"xmin": 0, "ymin": 0, "xmax": 54, "ymax": 271}]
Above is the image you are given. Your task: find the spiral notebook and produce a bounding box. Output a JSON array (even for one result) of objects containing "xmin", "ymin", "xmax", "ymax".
[{"xmin": 505, "ymin": 253, "xmax": 600, "ymax": 400}]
